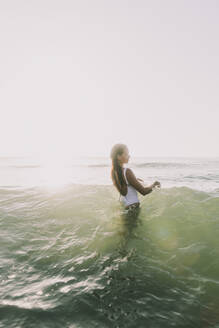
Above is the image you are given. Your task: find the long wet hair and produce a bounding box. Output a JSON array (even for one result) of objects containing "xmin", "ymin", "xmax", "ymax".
[{"xmin": 110, "ymin": 143, "xmax": 127, "ymax": 195}]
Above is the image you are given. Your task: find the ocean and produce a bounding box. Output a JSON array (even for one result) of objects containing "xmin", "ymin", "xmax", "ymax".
[{"xmin": 1, "ymin": 156, "xmax": 219, "ymax": 328}]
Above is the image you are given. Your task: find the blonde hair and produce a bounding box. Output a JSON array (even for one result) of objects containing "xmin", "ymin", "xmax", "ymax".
[{"xmin": 110, "ymin": 144, "xmax": 127, "ymax": 194}]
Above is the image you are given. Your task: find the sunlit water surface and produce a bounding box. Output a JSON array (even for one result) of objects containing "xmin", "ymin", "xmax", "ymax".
[{"xmin": 1, "ymin": 156, "xmax": 219, "ymax": 327}]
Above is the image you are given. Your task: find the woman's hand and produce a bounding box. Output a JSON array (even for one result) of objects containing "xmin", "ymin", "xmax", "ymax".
[{"xmin": 152, "ymin": 181, "xmax": 161, "ymax": 189}]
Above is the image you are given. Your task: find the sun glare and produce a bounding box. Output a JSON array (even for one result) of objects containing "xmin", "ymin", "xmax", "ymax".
[{"xmin": 36, "ymin": 152, "xmax": 74, "ymax": 190}]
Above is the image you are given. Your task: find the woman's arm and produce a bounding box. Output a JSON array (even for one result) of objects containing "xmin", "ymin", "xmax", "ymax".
[{"xmin": 126, "ymin": 168, "xmax": 160, "ymax": 196}]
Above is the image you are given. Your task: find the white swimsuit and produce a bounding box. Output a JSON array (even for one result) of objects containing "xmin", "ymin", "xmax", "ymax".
[{"xmin": 121, "ymin": 168, "xmax": 139, "ymax": 207}]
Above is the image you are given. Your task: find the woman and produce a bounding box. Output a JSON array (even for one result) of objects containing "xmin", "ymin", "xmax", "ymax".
[{"xmin": 110, "ymin": 144, "xmax": 161, "ymax": 210}]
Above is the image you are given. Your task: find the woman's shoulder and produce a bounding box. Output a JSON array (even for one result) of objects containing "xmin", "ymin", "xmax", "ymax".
[
  {"xmin": 125, "ymin": 168, "xmax": 137, "ymax": 181},
  {"xmin": 126, "ymin": 167, "xmax": 134, "ymax": 174},
  {"xmin": 123, "ymin": 167, "xmax": 133, "ymax": 176},
  {"xmin": 123, "ymin": 167, "xmax": 132, "ymax": 171}
]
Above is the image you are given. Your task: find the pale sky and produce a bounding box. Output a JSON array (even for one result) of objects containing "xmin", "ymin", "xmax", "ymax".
[{"xmin": 1, "ymin": 0, "xmax": 219, "ymax": 158}]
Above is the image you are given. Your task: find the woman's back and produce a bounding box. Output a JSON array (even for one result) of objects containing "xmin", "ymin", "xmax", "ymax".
[{"xmin": 121, "ymin": 168, "xmax": 139, "ymax": 207}]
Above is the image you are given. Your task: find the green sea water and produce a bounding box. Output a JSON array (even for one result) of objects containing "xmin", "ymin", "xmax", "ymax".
[{"xmin": 1, "ymin": 182, "xmax": 219, "ymax": 328}]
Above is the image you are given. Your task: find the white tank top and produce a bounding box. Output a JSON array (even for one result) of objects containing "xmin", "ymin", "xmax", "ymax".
[{"xmin": 121, "ymin": 168, "xmax": 139, "ymax": 207}]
